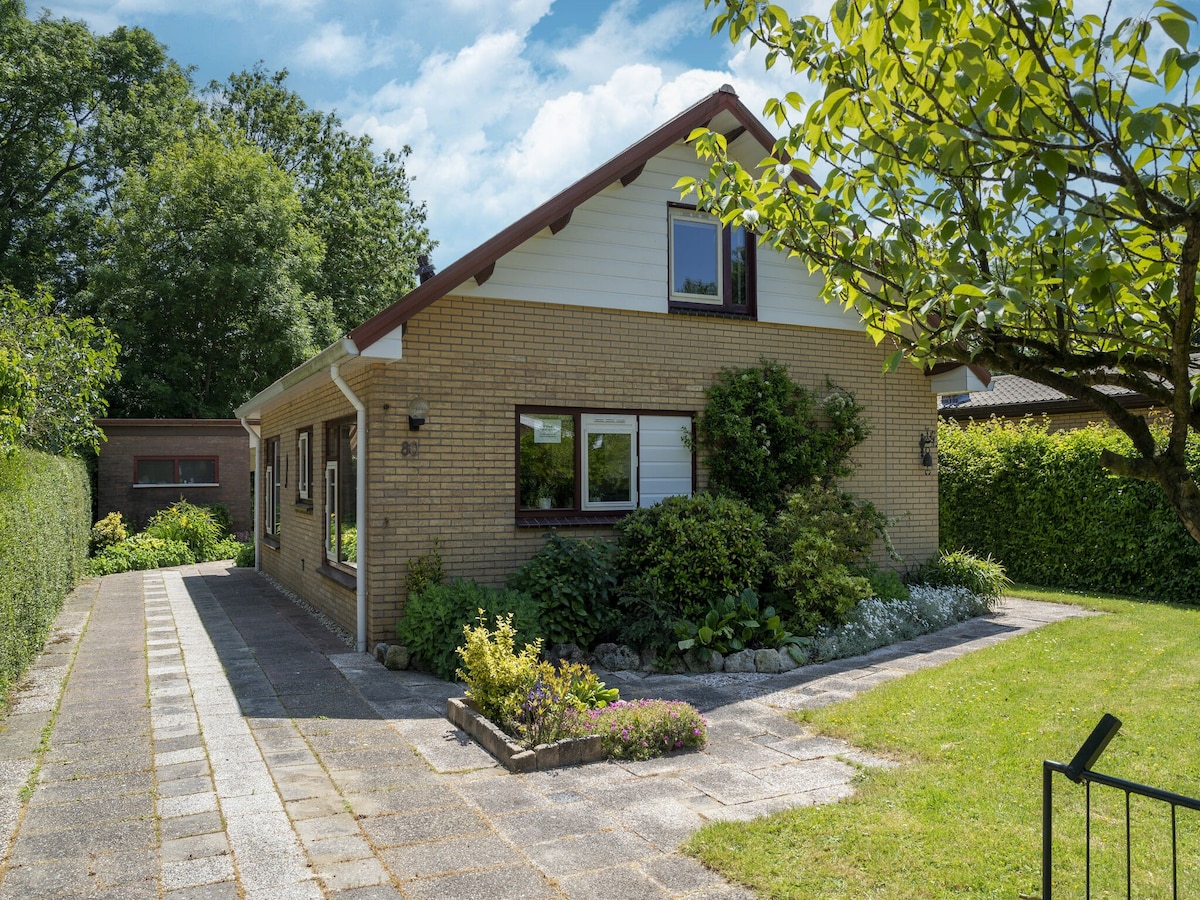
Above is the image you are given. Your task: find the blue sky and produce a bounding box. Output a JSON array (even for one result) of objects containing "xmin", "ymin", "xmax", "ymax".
[
  {"xmin": 38, "ymin": 0, "xmax": 1158, "ymax": 266},
  {"xmin": 38, "ymin": 0, "xmax": 823, "ymax": 265}
]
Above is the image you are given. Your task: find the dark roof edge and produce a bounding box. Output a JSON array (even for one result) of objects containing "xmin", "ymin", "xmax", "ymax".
[
  {"xmin": 350, "ymin": 85, "xmax": 807, "ymax": 351},
  {"xmin": 940, "ymin": 392, "xmax": 1156, "ymax": 420}
]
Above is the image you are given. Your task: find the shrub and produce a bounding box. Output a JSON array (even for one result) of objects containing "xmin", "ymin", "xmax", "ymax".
[
  {"xmin": 864, "ymin": 566, "xmax": 911, "ymax": 603},
  {"xmin": 675, "ymin": 588, "xmax": 802, "ymax": 660},
  {"xmin": 0, "ymin": 449, "xmax": 90, "ymax": 705},
  {"xmin": 615, "ymin": 494, "xmax": 770, "ymax": 623},
  {"xmin": 938, "ymin": 418, "xmax": 1200, "ymax": 601},
  {"xmin": 692, "ymin": 359, "xmax": 869, "ymax": 514},
  {"xmin": 144, "ymin": 500, "xmax": 223, "ymax": 561},
  {"xmin": 89, "ymin": 512, "xmax": 127, "ymax": 555},
  {"xmin": 508, "ymin": 533, "xmax": 618, "ymax": 648},
  {"xmin": 234, "ymin": 541, "xmax": 255, "ymax": 567},
  {"xmin": 770, "ymin": 485, "xmax": 891, "ymax": 633},
  {"xmin": 571, "ymin": 699, "xmax": 708, "ymax": 761},
  {"xmin": 405, "ymin": 539, "xmax": 445, "ymax": 596},
  {"xmin": 396, "ymin": 579, "xmax": 541, "ymax": 680},
  {"xmin": 209, "ymin": 536, "xmax": 245, "ymax": 561},
  {"xmin": 201, "ymin": 502, "xmax": 233, "ymax": 536},
  {"xmin": 456, "ymin": 612, "xmax": 544, "ymax": 729},
  {"xmin": 918, "ymin": 549, "xmax": 1010, "ymax": 602},
  {"xmin": 86, "ymin": 533, "xmax": 194, "ymax": 576}
]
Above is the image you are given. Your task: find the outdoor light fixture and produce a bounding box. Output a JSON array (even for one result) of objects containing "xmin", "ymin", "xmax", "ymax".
[
  {"xmin": 408, "ymin": 398, "xmax": 429, "ymax": 431},
  {"xmin": 919, "ymin": 429, "xmax": 936, "ymax": 472}
]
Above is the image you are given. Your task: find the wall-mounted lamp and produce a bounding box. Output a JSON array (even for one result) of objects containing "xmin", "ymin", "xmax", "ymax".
[
  {"xmin": 408, "ymin": 398, "xmax": 429, "ymax": 431},
  {"xmin": 919, "ymin": 428, "xmax": 936, "ymax": 473}
]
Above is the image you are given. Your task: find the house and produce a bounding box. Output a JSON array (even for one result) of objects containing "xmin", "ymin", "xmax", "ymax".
[
  {"xmin": 938, "ymin": 374, "xmax": 1157, "ymax": 432},
  {"xmin": 95, "ymin": 418, "xmax": 252, "ymax": 532},
  {"xmin": 235, "ymin": 86, "xmax": 947, "ymax": 653}
]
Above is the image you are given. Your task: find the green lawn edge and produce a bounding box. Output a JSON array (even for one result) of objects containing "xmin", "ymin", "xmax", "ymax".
[{"xmin": 683, "ymin": 588, "xmax": 1200, "ymax": 899}]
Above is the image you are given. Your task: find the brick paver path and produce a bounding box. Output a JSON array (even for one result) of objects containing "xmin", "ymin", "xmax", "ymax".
[{"xmin": 0, "ymin": 564, "xmax": 1093, "ymax": 898}]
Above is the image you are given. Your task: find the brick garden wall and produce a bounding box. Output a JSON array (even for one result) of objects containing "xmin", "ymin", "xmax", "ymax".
[{"xmin": 256, "ymin": 296, "xmax": 939, "ymax": 645}]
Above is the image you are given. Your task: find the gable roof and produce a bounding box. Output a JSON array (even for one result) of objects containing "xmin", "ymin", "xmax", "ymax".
[
  {"xmin": 939, "ymin": 373, "xmax": 1151, "ymax": 419},
  {"xmin": 348, "ymin": 84, "xmax": 810, "ymax": 352}
]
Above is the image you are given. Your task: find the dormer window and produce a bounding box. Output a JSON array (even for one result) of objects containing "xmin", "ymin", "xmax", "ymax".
[{"xmin": 668, "ymin": 205, "xmax": 755, "ymax": 316}]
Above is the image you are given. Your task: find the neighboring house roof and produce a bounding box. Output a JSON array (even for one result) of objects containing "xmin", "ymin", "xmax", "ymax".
[{"xmin": 939, "ymin": 374, "xmax": 1153, "ymax": 420}]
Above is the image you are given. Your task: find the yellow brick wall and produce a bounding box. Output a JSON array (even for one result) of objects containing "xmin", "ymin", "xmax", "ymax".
[{"xmin": 258, "ymin": 295, "xmax": 939, "ymax": 644}]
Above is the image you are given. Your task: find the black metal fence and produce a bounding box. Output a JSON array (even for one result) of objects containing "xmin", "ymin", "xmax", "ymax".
[{"xmin": 1042, "ymin": 714, "xmax": 1200, "ymax": 899}]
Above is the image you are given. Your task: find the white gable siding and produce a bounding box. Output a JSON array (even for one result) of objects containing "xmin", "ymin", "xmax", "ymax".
[{"xmin": 452, "ymin": 142, "xmax": 861, "ymax": 332}]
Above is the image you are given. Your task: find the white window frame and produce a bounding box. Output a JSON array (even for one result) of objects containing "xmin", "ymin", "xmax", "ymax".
[
  {"xmin": 669, "ymin": 208, "xmax": 723, "ymax": 304},
  {"xmin": 297, "ymin": 431, "xmax": 311, "ymax": 501},
  {"xmin": 263, "ymin": 439, "xmax": 280, "ymax": 537},
  {"xmin": 324, "ymin": 461, "xmax": 338, "ymax": 562},
  {"xmin": 581, "ymin": 414, "xmax": 638, "ymax": 511}
]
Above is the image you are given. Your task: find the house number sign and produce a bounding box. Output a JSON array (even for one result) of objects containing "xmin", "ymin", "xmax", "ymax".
[{"xmin": 401, "ymin": 441, "xmax": 419, "ymax": 457}]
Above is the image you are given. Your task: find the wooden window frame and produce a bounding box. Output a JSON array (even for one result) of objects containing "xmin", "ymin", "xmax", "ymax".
[
  {"xmin": 667, "ymin": 203, "xmax": 756, "ymax": 317},
  {"xmin": 133, "ymin": 456, "xmax": 219, "ymax": 486}
]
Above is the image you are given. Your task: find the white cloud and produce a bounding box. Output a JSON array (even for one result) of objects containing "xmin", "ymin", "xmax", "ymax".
[{"xmin": 296, "ymin": 21, "xmax": 393, "ymax": 76}]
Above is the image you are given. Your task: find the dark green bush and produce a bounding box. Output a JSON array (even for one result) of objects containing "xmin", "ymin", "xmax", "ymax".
[
  {"xmin": 89, "ymin": 511, "xmax": 127, "ymax": 554},
  {"xmin": 918, "ymin": 549, "xmax": 1010, "ymax": 601},
  {"xmin": 770, "ymin": 485, "xmax": 890, "ymax": 633},
  {"xmin": 692, "ymin": 359, "xmax": 869, "ymax": 514},
  {"xmin": 201, "ymin": 502, "xmax": 233, "ymax": 536},
  {"xmin": 144, "ymin": 500, "xmax": 223, "ymax": 560},
  {"xmin": 396, "ymin": 579, "xmax": 542, "ymax": 681},
  {"xmin": 0, "ymin": 450, "xmax": 90, "ymax": 704},
  {"xmin": 234, "ymin": 541, "xmax": 255, "ymax": 567},
  {"xmin": 864, "ymin": 566, "xmax": 911, "ymax": 602},
  {"xmin": 674, "ymin": 588, "xmax": 803, "ymax": 660},
  {"xmin": 615, "ymin": 493, "xmax": 770, "ymax": 622},
  {"xmin": 86, "ymin": 533, "xmax": 195, "ymax": 576},
  {"xmin": 508, "ymin": 533, "xmax": 618, "ymax": 648},
  {"xmin": 404, "ymin": 540, "xmax": 445, "ymax": 596},
  {"xmin": 939, "ymin": 419, "xmax": 1200, "ymax": 601}
]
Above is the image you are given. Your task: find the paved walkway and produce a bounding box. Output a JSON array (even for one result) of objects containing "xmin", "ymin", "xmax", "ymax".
[{"xmin": 0, "ymin": 564, "xmax": 1092, "ymax": 899}]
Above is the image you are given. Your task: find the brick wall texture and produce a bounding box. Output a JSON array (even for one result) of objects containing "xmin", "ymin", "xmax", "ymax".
[
  {"xmin": 256, "ymin": 295, "xmax": 940, "ymax": 645},
  {"xmin": 96, "ymin": 420, "xmax": 252, "ymax": 532}
]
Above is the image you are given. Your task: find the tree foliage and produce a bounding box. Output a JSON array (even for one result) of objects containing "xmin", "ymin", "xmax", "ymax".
[
  {"xmin": 0, "ymin": 0, "xmax": 195, "ymax": 299},
  {"xmin": 207, "ymin": 67, "xmax": 432, "ymax": 331},
  {"xmin": 88, "ymin": 132, "xmax": 330, "ymax": 418},
  {"xmin": 691, "ymin": 0, "xmax": 1200, "ymax": 541},
  {"xmin": 0, "ymin": 286, "xmax": 118, "ymax": 455},
  {"xmin": 1, "ymin": 6, "xmax": 432, "ymax": 419}
]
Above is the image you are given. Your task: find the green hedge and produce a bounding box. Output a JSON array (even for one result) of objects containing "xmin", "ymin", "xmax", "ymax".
[
  {"xmin": 938, "ymin": 419, "xmax": 1200, "ymax": 601},
  {"xmin": 0, "ymin": 449, "xmax": 90, "ymax": 702}
]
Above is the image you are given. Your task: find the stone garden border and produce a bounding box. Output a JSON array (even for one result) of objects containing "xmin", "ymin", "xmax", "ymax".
[{"xmin": 445, "ymin": 697, "xmax": 604, "ymax": 773}]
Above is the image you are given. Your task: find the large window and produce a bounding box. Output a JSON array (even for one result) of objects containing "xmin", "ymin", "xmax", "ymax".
[
  {"xmin": 262, "ymin": 439, "xmax": 280, "ymax": 537},
  {"xmin": 668, "ymin": 206, "xmax": 754, "ymax": 315},
  {"xmin": 134, "ymin": 457, "xmax": 218, "ymax": 486},
  {"xmin": 517, "ymin": 409, "xmax": 693, "ymax": 519},
  {"xmin": 325, "ymin": 420, "xmax": 357, "ymax": 567}
]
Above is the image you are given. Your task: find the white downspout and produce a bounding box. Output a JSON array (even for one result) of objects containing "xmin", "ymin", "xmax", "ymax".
[
  {"xmin": 331, "ymin": 364, "xmax": 368, "ymax": 653},
  {"xmin": 239, "ymin": 417, "xmax": 261, "ymax": 571}
]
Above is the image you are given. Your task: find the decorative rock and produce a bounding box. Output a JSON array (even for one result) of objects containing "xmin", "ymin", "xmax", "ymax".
[
  {"xmin": 683, "ymin": 649, "xmax": 724, "ymax": 673},
  {"xmin": 778, "ymin": 647, "xmax": 800, "ymax": 672},
  {"xmin": 639, "ymin": 647, "xmax": 658, "ymax": 672},
  {"xmin": 547, "ymin": 643, "xmax": 586, "ymax": 665},
  {"xmin": 373, "ymin": 642, "xmax": 389, "ymax": 664},
  {"xmin": 723, "ymin": 649, "xmax": 757, "ymax": 673},
  {"xmin": 786, "ymin": 644, "xmax": 810, "ymax": 666},
  {"xmin": 754, "ymin": 648, "xmax": 783, "ymax": 674},
  {"xmin": 592, "ymin": 642, "xmax": 640, "ymax": 671},
  {"xmin": 384, "ymin": 644, "xmax": 410, "ymax": 671}
]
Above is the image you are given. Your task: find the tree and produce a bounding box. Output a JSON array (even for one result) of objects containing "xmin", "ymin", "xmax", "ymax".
[
  {"xmin": 207, "ymin": 67, "xmax": 433, "ymax": 331},
  {"xmin": 0, "ymin": 287, "xmax": 119, "ymax": 455},
  {"xmin": 690, "ymin": 0, "xmax": 1200, "ymax": 542},
  {"xmin": 0, "ymin": 0, "xmax": 196, "ymax": 299},
  {"xmin": 88, "ymin": 131, "xmax": 332, "ymax": 418}
]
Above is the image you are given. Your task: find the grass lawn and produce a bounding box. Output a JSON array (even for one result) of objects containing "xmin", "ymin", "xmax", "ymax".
[{"xmin": 684, "ymin": 587, "xmax": 1200, "ymax": 898}]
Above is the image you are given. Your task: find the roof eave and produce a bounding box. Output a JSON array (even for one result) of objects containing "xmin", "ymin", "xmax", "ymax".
[{"xmin": 234, "ymin": 337, "xmax": 361, "ymax": 421}]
